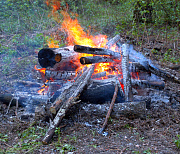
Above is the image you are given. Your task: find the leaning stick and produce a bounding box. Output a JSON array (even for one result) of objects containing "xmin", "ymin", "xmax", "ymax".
[
  {"xmin": 42, "ymin": 64, "xmax": 95, "ymax": 144},
  {"xmin": 98, "ymin": 81, "xmax": 118, "ymax": 134}
]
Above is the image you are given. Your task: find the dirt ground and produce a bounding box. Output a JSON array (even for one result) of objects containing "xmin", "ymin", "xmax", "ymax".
[{"xmin": 0, "ymin": 39, "xmax": 180, "ymax": 154}]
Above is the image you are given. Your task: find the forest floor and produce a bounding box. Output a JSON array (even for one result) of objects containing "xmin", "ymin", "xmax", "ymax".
[{"xmin": 0, "ymin": 34, "xmax": 180, "ymax": 154}]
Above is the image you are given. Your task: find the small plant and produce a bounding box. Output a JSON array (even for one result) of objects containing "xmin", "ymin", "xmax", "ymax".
[
  {"xmin": 55, "ymin": 127, "xmax": 62, "ymax": 143},
  {"xmin": 174, "ymin": 134, "xmax": 180, "ymax": 149},
  {"xmin": 133, "ymin": 151, "xmax": 140, "ymax": 154},
  {"xmin": 0, "ymin": 133, "xmax": 8, "ymax": 142},
  {"xmin": 3, "ymin": 126, "xmax": 46, "ymax": 153},
  {"xmin": 143, "ymin": 148, "xmax": 152, "ymax": 154},
  {"xmin": 124, "ymin": 124, "xmax": 131, "ymax": 129}
]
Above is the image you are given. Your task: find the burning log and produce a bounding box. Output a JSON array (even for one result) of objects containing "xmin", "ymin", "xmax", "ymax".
[
  {"xmin": 49, "ymin": 64, "xmax": 95, "ymax": 115},
  {"xmin": 80, "ymin": 56, "xmax": 113, "ymax": 65},
  {"xmin": 42, "ymin": 64, "xmax": 95, "ymax": 144},
  {"xmin": 121, "ymin": 44, "xmax": 133, "ymax": 101},
  {"xmin": 74, "ymin": 45, "xmax": 120, "ymax": 58},
  {"xmin": 38, "ymin": 47, "xmax": 79, "ymax": 69}
]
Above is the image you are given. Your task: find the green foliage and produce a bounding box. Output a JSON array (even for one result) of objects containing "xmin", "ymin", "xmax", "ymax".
[
  {"xmin": 0, "ymin": 0, "xmax": 52, "ymax": 34},
  {"xmin": 2, "ymin": 126, "xmax": 47, "ymax": 153},
  {"xmin": 143, "ymin": 148, "xmax": 152, "ymax": 154},
  {"xmin": 0, "ymin": 133, "xmax": 9, "ymax": 142},
  {"xmin": 174, "ymin": 134, "xmax": 180, "ymax": 149}
]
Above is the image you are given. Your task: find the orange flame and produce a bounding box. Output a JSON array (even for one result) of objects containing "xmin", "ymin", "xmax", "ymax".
[{"xmin": 36, "ymin": 0, "xmax": 140, "ymax": 95}]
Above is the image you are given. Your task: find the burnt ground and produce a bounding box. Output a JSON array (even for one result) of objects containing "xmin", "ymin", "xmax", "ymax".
[{"xmin": 0, "ymin": 38, "xmax": 180, "ymax": 154}]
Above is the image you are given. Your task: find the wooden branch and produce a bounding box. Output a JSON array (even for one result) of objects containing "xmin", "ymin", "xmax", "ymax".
[
  {"xmin": 99, "ymin": 81, "xmax": 118, "ymax": 134},
  {"xmin": 130, "ymin": 59, "xmax": 180, "ymax": 84},
  {"xmin": 74, "ymin": 45, "xmax": 120, "ymax": 58},
  {"xmin": 149, "ymin": 65, "xmax": 180, "ymax": 84},
  {"xmin": 50, "ymin": 65, "xmax": 95, "ymax": 114},
  {"xmin": 106, "ymin": 34, "xmax": 121, "ymax": 48},
  {"xmin": 42, "ymin": 64, "xmax": 95, "ymax": 144},
  {"xmin": 80, "ymin": 56, "xmax": 113, "ymax": 65}
]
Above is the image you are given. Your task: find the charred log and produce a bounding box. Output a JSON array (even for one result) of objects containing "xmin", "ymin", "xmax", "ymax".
[
  {"xmin": 80, "ymin": 56, "xmax": 113, "ymax": 65},
  {"xmin": 0, "ymin": 94, "xmax": 25, "ymax": 107},
  {"xmin": 74, "ymin": 45, "xmax": 120, "ymax": 58},
  {"xmin": 149, "ymin": 65, "xmax": 180, "ymax": 84},
  {"xmin": 38, "ymin": 47, "xmax": 79, "ymax": 69},
  {"xmin": 79, "ymin": 78, "xmax": 125, "ymax": 104},
  {"xmin": 38, "ymin": 48, "xmax": 62, "ymax": 68},
  {"xmin": 92, "ymin": 71, "xmax": 106, "ymax": 79}
]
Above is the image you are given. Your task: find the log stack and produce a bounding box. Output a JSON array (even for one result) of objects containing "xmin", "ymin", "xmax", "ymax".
[{"xmin": 35, "ymin": 34, "xmax": 180, "ymax": 144}]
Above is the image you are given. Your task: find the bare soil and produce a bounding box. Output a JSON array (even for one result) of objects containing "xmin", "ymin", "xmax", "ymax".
[{"xmin": 0, "ymin": 37, "xmax": 180, "ymax": 154}]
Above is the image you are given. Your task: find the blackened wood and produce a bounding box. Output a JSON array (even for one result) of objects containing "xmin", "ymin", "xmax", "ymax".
[
  {"xmin": 79, "ymin": 78, "xmax": 125, "ymax": 104},
  {"xmin": 149, "ymin": 65, "xmax": 180, "ymax": 84},
  {"xmin": 0, "ymin": 94, "xmax": 25, "ymax": 107},
  {"xmin": 42, "ymin": 64, "xmax": 95, "ymax": 144},
  {"xmin": 130, "ymin": 60, "xmax": 180, "ymax": 84},
  {"xmin": 74, "ymin": 45, "xmax": 120, "ymax": 58},
  {"xmin": 49, "ymin": 65, "xmax": 95, "ymax": 114},
  {"xmin": 38, "ymin": 46, "xmax": 79, "ymax": 69},
  {"xmin": 38, "ymin": 48, "xmax": 62, "ymax": 68},
  {"xmin": 99, "ymin": 82, "xmax": 118, "ymax": 134},
  {"xmin": 80, "ymin": 56, "xmax": 113, "ymax": 65}
]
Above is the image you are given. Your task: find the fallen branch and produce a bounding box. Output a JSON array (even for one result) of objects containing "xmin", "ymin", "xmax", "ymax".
[
  {"xmin": 42, "ymin": 64, "xmax": 95, "ymax": 144},
  {"xmin": 98, "ymin": 81, "xmax": 118, "ymax": 134}
]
